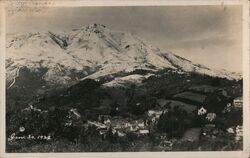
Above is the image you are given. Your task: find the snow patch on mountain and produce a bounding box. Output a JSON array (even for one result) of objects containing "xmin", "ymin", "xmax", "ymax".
[{"xmin": 103, "ymin": 74, "xmax": 154, "ymax": 87}]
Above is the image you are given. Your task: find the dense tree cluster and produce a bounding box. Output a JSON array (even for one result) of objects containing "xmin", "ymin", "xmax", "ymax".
[{"xmin": 157, "ymin": 107, "xmax": 189, "ymax": 138}]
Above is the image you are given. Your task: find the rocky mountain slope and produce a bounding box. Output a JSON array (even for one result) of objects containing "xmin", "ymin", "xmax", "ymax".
[{"xmin": 6, "ymin": 24, "xmax": 241, "ymax": 89}]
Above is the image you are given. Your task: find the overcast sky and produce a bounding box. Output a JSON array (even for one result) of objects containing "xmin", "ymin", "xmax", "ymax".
[{"xmin": 6, "ymin": 5, "xmax": 242, "ymax": 72}]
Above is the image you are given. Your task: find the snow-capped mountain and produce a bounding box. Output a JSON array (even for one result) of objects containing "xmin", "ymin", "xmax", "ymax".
[{"xmin": 6, "ymin": 24, "xmax": 241, "ymax": 88}]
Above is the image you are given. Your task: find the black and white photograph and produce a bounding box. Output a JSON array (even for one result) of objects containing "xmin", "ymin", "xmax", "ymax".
[{"xmin": 1, "ymin": 0, "xmax": 249, "ymax": 156}]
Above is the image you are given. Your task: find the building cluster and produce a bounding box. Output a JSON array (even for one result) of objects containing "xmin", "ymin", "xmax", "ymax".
[
  {"xmin": 226, "ymin": 125, "xmax": 243, "ymax": 141},
  {"xmin": 201, "ymin": 124, "xmax": 224, "ymax": 139},
  {"xmin": 86, "ymin": 114, "xmax": 151, "ymax": 139},
  {"xmin": 223, "ymin": 96, "xmax": 243, "ymax": 113},
  {"xmin": 83, "ymin": 108, "xmax": 168, "ymax": 139}
]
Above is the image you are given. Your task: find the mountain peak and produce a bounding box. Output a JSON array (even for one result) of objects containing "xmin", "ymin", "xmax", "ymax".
[
  {"xmin": 82, "ymin": 23, "xmax": 107, "ymax": 29},
  {"xmin": 71, "ymin": 23, "xmax": 107, "ymax": 33}
]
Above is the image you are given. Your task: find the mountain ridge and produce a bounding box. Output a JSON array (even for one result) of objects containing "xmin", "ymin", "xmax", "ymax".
[{"xmin": 6, "ymin": 24, "xmax": 241, "ymax": 88}]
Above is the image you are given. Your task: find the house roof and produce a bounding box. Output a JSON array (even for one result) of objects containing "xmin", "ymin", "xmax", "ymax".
[{"xmin": 234, "ymin": 97, "xmax": 243, "ymax": 101}]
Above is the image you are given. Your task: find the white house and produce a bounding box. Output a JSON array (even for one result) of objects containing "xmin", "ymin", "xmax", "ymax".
[
  {"xmin": 139, "ymin": 129, "xmax": 149, "ymax": 135},
  {"xmin": 104, "ymin": 119, "xmax": 111, "ymax": 125},
  {"xmin": 130, "ymin": 125, "xmax": 139, "ymax": 132},
  {"xmin": 198, "ymin": 107, "xmax": 207, "ymax": 116},
  {"xmin": 87, "ymin": 121, "xmax": 107, "ymax": 129},
  {"xmin": 148, "ymin": 110, "xmax": 163, "ymax": 118},
  {"xmin": 233, "ymin": 97, "xmax": 243, "ymax": 108},
  {"xmin": 138, "ymin": 122, "xmax": 145, "ymax": 128},
  {"xmin": 117, "ymin": 131, "xmax": 126, "ymax": 137}
]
